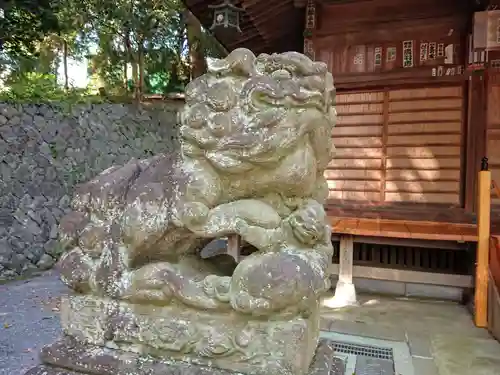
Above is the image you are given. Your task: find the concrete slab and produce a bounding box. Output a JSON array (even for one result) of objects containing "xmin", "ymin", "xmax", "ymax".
[
  {"xmin": 432, "ymin": 335, "xmax": 500, "ymax": 375},
  {"xmin": 412, "ymin": 357, "xmax": 439, "ymax": 375},
  {"xmin": 406, "ymin": 332, "xmax": 433, "ymax": 359},
  {"xmin": 320, "ymin": 292, "xmax": 500, "ymax": 375},
  {"xmin": 327, "ymin": 320, "xmax": 406, "ymax": 342}
]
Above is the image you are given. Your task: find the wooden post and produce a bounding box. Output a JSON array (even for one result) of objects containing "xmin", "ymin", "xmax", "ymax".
[
  {"xmin": 324, "ymin": 234, "xmax": 357, "ymax": 308},
  {"xmin": 227, "ymin": 234, "xmax": 242, "ymax": 263},
  {"xmin": 338, "ymin": 235, "xmax": 354, "ymax": 287},
  {"xmin": 475, "ymin": 157, "xmax": 491, "ymax": 328},
  {"xmin": 464, "ymin": 65, "xmax": 487, "ymax": 212}
]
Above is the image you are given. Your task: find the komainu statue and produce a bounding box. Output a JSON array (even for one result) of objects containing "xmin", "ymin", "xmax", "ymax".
[{"xmin": 35, "ymin": 49, "xmax": 336, "ymax": 375}]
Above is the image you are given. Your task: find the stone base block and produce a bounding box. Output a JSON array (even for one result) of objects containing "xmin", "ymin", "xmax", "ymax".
[
  {"xmin": 58, "ymin": 294, "xmax": 322, "ymax": 375},
  {"xmin": 24, "ymin": 336, "xmax": 345, "ymax": 375}
]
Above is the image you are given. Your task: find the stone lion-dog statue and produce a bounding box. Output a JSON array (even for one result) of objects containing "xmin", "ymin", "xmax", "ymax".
[{"xmin": 56, "ymin": 48, "xmax": 336, "ymax": 375}]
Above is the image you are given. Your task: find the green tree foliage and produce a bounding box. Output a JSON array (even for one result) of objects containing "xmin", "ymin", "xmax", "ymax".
[
  {"xmin": 0, "ymin": 0, "xmax": 60, "ymax": 56},
  {"xmin": 0, "ymin": 0, "xmax": 224, "ymax": 101}
]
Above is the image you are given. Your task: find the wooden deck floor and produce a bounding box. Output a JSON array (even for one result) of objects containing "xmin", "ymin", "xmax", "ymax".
[{"xmin": 326, "ymin": 202, "xmax": 479, "ymax": 242}]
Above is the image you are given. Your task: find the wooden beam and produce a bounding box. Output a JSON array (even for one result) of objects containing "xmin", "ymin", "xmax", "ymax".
[
  {"xmin": 333, "ymin": 68, "xmax": 466, "ymax": 90},
  {"xmin": 475, "ymin": 165, "xmax": 491, "ymax": 328},
  {"xmin": 241, "ymin": 0, "xmax": 293, "ymax": 44},
  {"xmin": 327, "ymin": 264, "xmax": 474, "ymax": 288},
  {"xmin": 293, "ymin": 0, "xmax": 307, "ymax": 7},
  {"xmin": 330, "ymin": 234, "xmax": 471, "ymax": 250},
  {"xmin": 380, "ymin": 90, "xmax": 389, "ymax": 203},
  {"xmin": 227, "ymin": 31, "xmax": 267, "ymax": 47},
  {"xmin": 244, "ymin": 0, "xmax": 292, "ymax": 19},
  {"xmin": 465, "ymin": 72, "xmax": 488, "ymax": 212}
]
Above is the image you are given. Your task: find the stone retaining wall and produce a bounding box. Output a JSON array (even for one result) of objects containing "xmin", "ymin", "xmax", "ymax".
[{"xmin": 0, "ymin": 102, "xmax": 180, "ymax": 280}]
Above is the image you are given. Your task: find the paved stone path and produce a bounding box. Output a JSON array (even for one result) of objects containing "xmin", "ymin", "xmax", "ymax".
[{"xmin": 0, "ymin": 271, "xmax": 66, "ymax": 375}]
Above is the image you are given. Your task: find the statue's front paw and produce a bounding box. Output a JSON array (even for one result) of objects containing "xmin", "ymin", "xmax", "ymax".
[{"xmin": 230, "ymin": 291, "xmax": 271, "ymax": 316}]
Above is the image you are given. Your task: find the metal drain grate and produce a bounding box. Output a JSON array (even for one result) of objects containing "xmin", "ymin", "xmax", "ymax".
[
  {"xmin": 320, "ymin": 332, "xmax": 413, "ymax": 375},
  {"xmin": 332, "ymin": 341, "xmax": 394, "ymax": 360}
]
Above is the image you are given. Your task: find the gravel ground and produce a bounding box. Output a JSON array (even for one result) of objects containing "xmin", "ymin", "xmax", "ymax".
[{"xmin": 0, "ymin": 271, "xmax": 67, "ymax": 375}]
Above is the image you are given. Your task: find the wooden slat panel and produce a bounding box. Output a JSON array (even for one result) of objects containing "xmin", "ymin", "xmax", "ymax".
[
  {"xmin": 488, "ymin": 128, "xmax": 500, "ymax": 137},
  {"xmin": 387, "ymin": 134, "xmax": 461, "ymax": 146},
  {"xmin": 388, "ymin": 122, "xmax": 461, "ymax": 134},
  {"xmin": 488, "ymin": 84, "xmax": 500, "ymax": 126},
  {"xmin": 329, "ymin": 190, "xmax": 381, "ymax": 201},
  {"xmin": 334, "ymin": 137, "xmax": 383, "ymax": 147},
  {"xmin": 332, "ymin": 86, "xmax": 464, "ymax": 207},
  {"xmin": 386, "ymin": 169, "xmax": 460, "ymax": 181},
  {"xmin": 387, "ymin": 146, "xmax": 461, "ymax": 157},
  {"xmin": 385, "ymin": 181, "xmax": 460, "ymax": 193},
  {"xmin": 328, "ymin": 159, "xmax": 383, "ymax": 169},
  {"xmin": 487, "ymin": 139, "xmax": 500, "ymax": 165},
  {"xmin": 386, "ymin": 158, "xmax": 461, "ymax": 169},
  {"xmin": 332, "ymin": 125, "xmax": 382, "ymax": 136},
  {"xmin": 336, "ymin": 92, "xmax": 384, "ymax": 103},
  {"xmin": 333, "ymin": 147, "xmax": 383, "ymax": 158},
  {"xmin": 336, "ymin": 103, "xmax": 384, "ymax": 114},
  {"xmin": 336, "ymin": 114, "xmax": 384, "ymax": 126},
  {"xmin": 389, "ymin": 86, "xmax": 462, "ymax": 100},
  {"xmin": 324, "ymin": 169, "xmax": 382, "ymax": 180},
  {"xmin": 389, "ymin": 98, "xmax": 462, "ymax": 112},
  {"xmin": 389, "ymin": 110, "xmax": 462, "ymax": 123},
  {"xmin": 383, "ymin": 85, "xmax": 463, "ymax": 205},
  {"xmin": 327, "ymin": 180, "xmax": 381, "ymax": 191},
  {"xmin": 385, "ymin": 192, "xmax": 460, "ymax": 204}
]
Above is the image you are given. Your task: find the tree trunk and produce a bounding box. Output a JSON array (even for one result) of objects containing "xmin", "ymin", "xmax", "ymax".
[
  {"xmin": 124, "ymin": 30, "xmax": 132, "ymax": 90},
  {"xmin": 62, "ymin": 39, "xmax": 69, "ymax": 90},
  {"xmin": 137, "ymin": 39, "xmax": 145, "ymax": 101},
  {"xmin": 123, "ymin": 62, "xmax": 128, "ymax": 88},
  {"xmin": 185, "ymin": 10, "xmax": 207, "ymax": 79}
]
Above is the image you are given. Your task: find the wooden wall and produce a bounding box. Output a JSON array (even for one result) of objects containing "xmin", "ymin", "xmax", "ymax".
[
  {"xmin": 488, "ymin": 72, "xmax": 500, "ymax": 207},
  {"xmin": 315, "ymin": 0, "xmax": 471, "ymax": 205},
  {"xmin": 329, "ymin": 85, "xmax": 464, "ymax": 204},
  {"xmin": 314, "ymin": 0, "xmax": 469, "ymax": 89}
]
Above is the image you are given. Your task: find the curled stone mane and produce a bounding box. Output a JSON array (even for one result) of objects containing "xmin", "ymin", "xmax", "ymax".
[{"xmin": 180, "ymin": 48, "xmax": 336, "ymax": 174}]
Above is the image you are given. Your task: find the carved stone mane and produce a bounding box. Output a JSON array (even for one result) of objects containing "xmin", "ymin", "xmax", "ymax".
[{"xmin": 52, "ymin": 48, "xmax": 336, "ymax": 375}]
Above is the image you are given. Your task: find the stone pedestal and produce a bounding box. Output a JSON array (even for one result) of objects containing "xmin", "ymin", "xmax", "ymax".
[
  {"xmin": 25, "ymin": 334, "xmax": 344, "ymax": 375},
  {"xmin": 27, "ymin": 294, "xmax": 327, "ymax": 375}
]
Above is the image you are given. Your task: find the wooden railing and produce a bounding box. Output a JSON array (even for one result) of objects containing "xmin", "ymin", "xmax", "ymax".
[
  {"xmin": 475, "ymin": 158, "xmax": 491, "ymax": 328},
  {"xmin": 476, "ymin": 161, "xmax": 500, "ymax": 338},
  {"xmin": 488, "ymin": 236, "xmax": 500, "ymax": 340}
]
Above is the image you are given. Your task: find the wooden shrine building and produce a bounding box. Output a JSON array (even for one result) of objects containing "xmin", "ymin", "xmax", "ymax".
[{"xmin": 184, "ymin": 0, "xmax": 500, "ymax": 336}]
